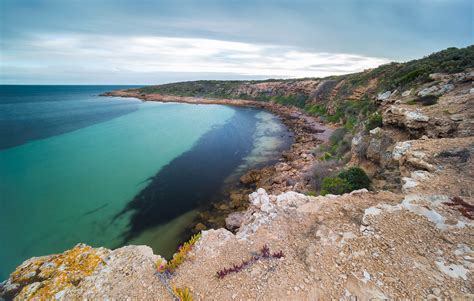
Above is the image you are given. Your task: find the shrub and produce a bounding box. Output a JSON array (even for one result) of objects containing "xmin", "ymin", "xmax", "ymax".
[
  {"xmin": 321, "ymin": 177, "xmax": 351, "ymax": 195},
  {"xmin": 329, "ymin": 128, "xmax": 348, "ymax": 145},
  {"xmin": 319, "ymin": 152, "xmax": 333, "ymax": 161},
  {"xmin": 157, "ymin": 232, "xmax": 201, "ymax": 273},
  {"xmin": 172, "ymin": 286, "xmax": 193, "ymax": 301},
  {"xmin": 216, "ymin": 245, "xmax": 284, "ymax": 279},
  {"xmin": 366, "ymin": 112, "xmax": 383, "ymax": 131},
  {"xmin": 305, "ymin": 104, "xmax": 326, "ymax": 116},
  {"xmin": 338, "ymin": 167, "xmax": 371, "ymax": 191},
  {"xmin": 309, "ymin": 159, "xmax": 340, "ymax": 192}
]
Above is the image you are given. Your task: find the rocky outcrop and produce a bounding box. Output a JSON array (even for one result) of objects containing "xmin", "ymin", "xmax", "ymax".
[
  {"xmin": 3, "ymin": 188, "xmax": 472, "ymax": 300},
  {"xmin": 0, "ymin": 244, "xmax": 167, "ymax": 300}
]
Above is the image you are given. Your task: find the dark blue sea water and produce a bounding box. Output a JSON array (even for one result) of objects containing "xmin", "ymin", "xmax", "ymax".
[{"xmin": 0, "ymin": 85, "xmax": 292, "ymax": 280}]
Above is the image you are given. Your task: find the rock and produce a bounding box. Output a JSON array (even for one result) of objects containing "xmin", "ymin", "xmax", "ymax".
[
  {"xmin": 229, "ymin": 192, "xmax": 247, "ymax": 208},
  {"xmin": 392, "ymin": 142, "xmax": 412, "ymax": 160},
  {"xmin": 240, "ymin": 170, "xmax": 262, "ymax": 185},
  {"xmin": 377, "ymin": 91, "xmax": 391, "ymax": 101},
  {"xmin": 351, "ymin": 132, "xmax": 369, "ymax": 163},
  {"xmin": 402, "ymin": 90, "xmax": 412, "ymax": 97},
  {"xmin": 0, "ymin": 244, "xmax": 165, "ymax": 300},
  {"xmin": 439, "ymin": 84, "xmax": 454, "ymax": 94},
  {"xmin": 369, "ymin": 127, "xmax": 382, "ymax": 136},
  {"xmin": 470, "ymin": 88, "xmax": 474, "ymax": 94},
  {"xmin": 418, "ymin": 83, "xmax": 454, "ymax": 97},
  {"xmin": 406, "ymin": 157, "xmax": 436, "ymax": 172},
  {"xmin": 450, "ymin": 114, "xmax": 464, "ymax": 121},
  {"xmin": 275, "ymin": 163, "xmax": 291, "ymax": 172},
  {"xmin": 405, "ymin": 111, "xmax": 429, "ymax": 122},
  {"xmin": 431, "ymin": 287, "xmax": 441, "ymax": 296},
  {"xmin": 225, "ymin": 212, "xmax": 245, "ymax": 231},
  {"xmin": 429, "ymin": 73, "xmax": 449, "ymax": 81},
  {"xmin": 194, "ymin": 222, "xmax": 207, "ymax": 232},
  {"xmin": 366, "ymin": 129, "xmax": 394, "ymax": 165},
  {"xmin": 418, "ymin": 86, "xmax": 439, "ymax": 97}
]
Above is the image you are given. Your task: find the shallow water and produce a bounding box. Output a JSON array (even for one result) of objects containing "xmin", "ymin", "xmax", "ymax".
[{"xmin": 0, "ymin": 86, "xmax": 292, "ymax": 279}]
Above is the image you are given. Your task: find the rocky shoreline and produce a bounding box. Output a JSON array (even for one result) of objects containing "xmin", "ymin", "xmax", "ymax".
[{"xmin": 102, "ymin": 90, "xmax": 334, "ymax": 231}]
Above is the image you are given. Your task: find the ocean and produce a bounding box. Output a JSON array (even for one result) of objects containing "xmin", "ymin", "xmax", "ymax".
[{"xmin": 0, "ymin": 85, "xmax": 292, "ymax": 279}]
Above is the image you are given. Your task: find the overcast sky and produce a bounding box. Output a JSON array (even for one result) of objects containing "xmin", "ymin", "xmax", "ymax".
[{"xmin": 0, "ymin": 0, "xmax": 472, "ymax": 84}]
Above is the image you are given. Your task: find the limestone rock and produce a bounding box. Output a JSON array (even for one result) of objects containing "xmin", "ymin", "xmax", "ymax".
[
  {"xmin": 377, "ymin": 91, "xmax": 391, "ymax": 101},
  {"xmin": 225, "ymin": 212, "xmax": 245, "ymax": 231}
]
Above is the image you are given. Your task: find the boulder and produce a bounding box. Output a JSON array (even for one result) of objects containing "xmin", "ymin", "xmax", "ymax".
[
  {"xmin": 377, "ymin": 91, "xmax": 392, "ymax": 101},
  {"xmin": 366, "ymin": 129, "xmax": 395, "ymax": 165},
  {"xmin": 194, "ymin": 222, "xmax": 207, "ymax": 232},
  {"xmin": 225, "ymin": 212, "xmax": 245, "ymax": 231},
  {"xmin": 401, "ymin": 90, "xmax": 412, "ymax": 97},
  {"xmin": 429, "ymin": 73, "xmax": 450, "ymax": 81},
  {"xmin": 418, "ymin": 83, "xmax": 454, "ymax": 97}
]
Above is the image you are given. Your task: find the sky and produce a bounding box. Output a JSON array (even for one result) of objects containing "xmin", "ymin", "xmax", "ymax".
[{"xmin": 0, "ymin": 0, "xmax": 472, "ymax": 84}]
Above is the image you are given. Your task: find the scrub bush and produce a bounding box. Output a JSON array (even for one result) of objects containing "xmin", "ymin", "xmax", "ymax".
[
  {"xmin": 366, "ymin": 112, "xmax": 383, "ymax": 131},
  {"xmin": 320, "ymin": 177, "xmax": 351, "ymax": 195},
  {"xmin": 338, "ymin": 167, "xmax": 371, "ymax": 191},
  {"xmin": 320, "ymin": 166, "xmax": 371, "ymax": 195}
]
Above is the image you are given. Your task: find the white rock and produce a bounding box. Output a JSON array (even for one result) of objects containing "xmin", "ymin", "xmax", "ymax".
[
  {"xmin": 369, "ymin": 127, "xmax": 382, "ymax": 136},
  {"xmin": 435, "ymin": 261, "xmax": 469, "ymax": 280},
  {"xmin": 450, "ymin": 114, "xmax": 463, "ymax": 121},
  {"xmin": 402, "ymin": 90, "xmax": 412, "ymax": 97},
  {"xmin": 405, "ymin": 111, "xmax": 429, "ymax": 122},
  {"xmin": 361, "ymin": 207, "xmax": 382, "ymax": 225},
  {"xmin": 411, "ymin": 170, "xmax": 431, "ymax": 181},
  {"xmin": 362, "ymin": 270, "xmax": 371, "ymax": 283},
  {"xmin": 402, "ymin": 177, "xmax": 418, "ymax": 192},
  {"xmin": 439, "ymin": 84, "xmax": 454, "ymax": 94},
  {"xmin": 418, "ymin": 86, "xmax": 439, "ymax": 97},
  {"xmin": 377, "ymin": 91, "xmax": 392, "ymax": 101},
  {"xmin": 392, "ymin": 141, "xmax": 412, "ymax": 160}
]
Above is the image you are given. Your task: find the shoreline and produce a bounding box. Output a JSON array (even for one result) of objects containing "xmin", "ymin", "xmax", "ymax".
[{"xmin": 102, "ymin": 89, "xmax": 334, "ymax": 231}]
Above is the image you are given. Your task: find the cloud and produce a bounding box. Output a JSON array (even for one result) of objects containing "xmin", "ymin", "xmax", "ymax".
[{"xmin": 1, "ymin": 34, "xmax": 390, "ymax": 83}]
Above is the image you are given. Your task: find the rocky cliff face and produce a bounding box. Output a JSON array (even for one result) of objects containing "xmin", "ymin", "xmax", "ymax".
[{"xmin": 2, "ymin": 48, "xmax": 474, "ymax": 300}]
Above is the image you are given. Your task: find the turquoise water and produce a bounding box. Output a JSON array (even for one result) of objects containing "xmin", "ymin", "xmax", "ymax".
[{"xmin": 0, "ymin": 86, "xmax": 292, "ymax": 279}]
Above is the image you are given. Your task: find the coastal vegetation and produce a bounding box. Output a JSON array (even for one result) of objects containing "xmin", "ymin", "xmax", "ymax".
[
  {"xmin": 172, "ymin": 286, "xmax": 193, "ymax": 301},
  {"xmin": 137, "ymin": 46, "xmax": 473, "ymax": 106},
  {"xmin": 157, "ymin": 233, "xmax": 201, "ymax": 273},
  {"xmin": 216, "ymin": 245, "xmax": 284, "ymax": 279},
  {"xmin": 320, "ymin": 167, "xmax": 371, "ymax": 195}
]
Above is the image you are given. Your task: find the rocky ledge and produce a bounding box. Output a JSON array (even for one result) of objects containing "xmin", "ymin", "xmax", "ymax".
[{"xmin": 2, "ymin": 187, "xmax": 472, "ymax": 299}]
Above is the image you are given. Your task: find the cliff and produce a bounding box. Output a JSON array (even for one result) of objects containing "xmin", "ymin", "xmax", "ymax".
[{"xmin": 2, "ymin": 46, "xmax": 473, "ymax": 300}]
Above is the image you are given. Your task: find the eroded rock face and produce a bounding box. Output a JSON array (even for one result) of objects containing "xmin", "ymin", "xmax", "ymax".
[
  {"xmin": 0, "ymin": 244, "xmax": 110, "ymax": 300},
  {"xmin": 1, "ymin": 245, "xmax": 167, "ymax": 300},
  {"xmin": 366, "ymin": 127, "xmax": 395, "ymax": 165}
]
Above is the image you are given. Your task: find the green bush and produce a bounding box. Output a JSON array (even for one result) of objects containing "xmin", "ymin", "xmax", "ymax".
[
  {"xmin": 320, "ymin": 166, "xmax": 371, "ymax": 195},
  {"xmin": 305, "ymin": 104, "xmax": 326, "ymax": 116},
  {"xmin": 338, "ymin": 167, "xmax": 371, "ymax": 191},
  {"xmin": 366, "ymin": 112, "xmax": 383, "ymax": 131},
  {"xmin": 321, "ymin": 177, "xmax": 351, "ymax": 195}
]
